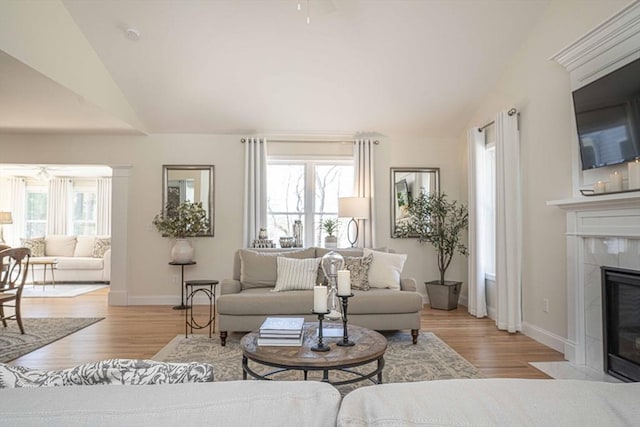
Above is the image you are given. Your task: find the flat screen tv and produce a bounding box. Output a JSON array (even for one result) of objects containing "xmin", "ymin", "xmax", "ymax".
[{"xmin": 573, "ymin": 57, "xmax": 640, "ymax": 170}]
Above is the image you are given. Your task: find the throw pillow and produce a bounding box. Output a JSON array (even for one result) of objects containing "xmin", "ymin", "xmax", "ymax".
[
  {"xmin": 363, "ymin": 248, "xmax": 407, "ymax": 290},
  {"xmin": 92, "ymin": 237, "xmax": 111, "ymax": 258},
  {"xmin": 273, "ymin": 257, "xmax": 321, "ymax": 292},
  {"xmin": 239, "ymin": 248, "xmax": 316, "ymax": 289},
  {"xmin": 21, "ymin": 237, "xmax": 45, "ymax": 257},
  {"xmin": 344, "ymin": 254, "xmax": 373, "ymax": 291}
]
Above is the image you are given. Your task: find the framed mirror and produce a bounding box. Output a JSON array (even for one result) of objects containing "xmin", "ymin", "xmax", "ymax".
[
  {"xmin": 162, "ymin": 165, "xmax": 215, "ymax": 237},
  {"xmin": 390, "ymin": 167, "xmax": 440, "ymax": 237}
]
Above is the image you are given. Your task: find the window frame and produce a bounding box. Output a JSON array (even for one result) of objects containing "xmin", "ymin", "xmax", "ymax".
[
  {"xmin": 24, "ymin": 183, "xmax": 48, "ymax": 239},
  {"xmin": 483, "ymin": 142, "xmax": 496, "ymax": 280},
  {"xmin": 69, "ymin": 180, "xmax": 98, "ymax": 236}
]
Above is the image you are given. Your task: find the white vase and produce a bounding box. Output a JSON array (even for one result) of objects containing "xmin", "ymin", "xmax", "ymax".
[
  {"xmin": 171, "ymin": 239, "xmax": 194, "ymax": 263},
  {"xmin": 324, "ymin": 236, "xmax": 338, "ymax": 248}
]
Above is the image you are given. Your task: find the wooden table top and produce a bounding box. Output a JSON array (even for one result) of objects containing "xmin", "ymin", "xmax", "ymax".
[{"xmin": 241, "ymin": 322, "xmax": 387, "ymax": 369}]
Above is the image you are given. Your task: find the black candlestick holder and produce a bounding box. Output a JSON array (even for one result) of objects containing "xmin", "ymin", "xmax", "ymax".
[
  {"xmin": 336, "ymin": 294, "xmax": 355, "ymax": 347},
  {"xmin": 311, "ymin": 311, "xmax": 331, "ymax": 352}
]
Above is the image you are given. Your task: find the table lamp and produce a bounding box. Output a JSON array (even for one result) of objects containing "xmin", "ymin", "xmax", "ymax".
[
  {"xmin": 338, "ymin": 197, "xmax": 369, "ymax": 248},
  {"xmin": 0, "ymin": 212, "xmax": 13, "ymax": 244}
]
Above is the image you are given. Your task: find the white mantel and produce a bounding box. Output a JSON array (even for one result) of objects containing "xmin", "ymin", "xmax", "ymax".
[{"xmin": 549, "ymin": 2, "xmax": 640, "ymax": 373}]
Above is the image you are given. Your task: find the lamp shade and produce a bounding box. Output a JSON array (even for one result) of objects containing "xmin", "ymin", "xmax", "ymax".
[
  {"xmin": 338, "ymin": 197, "xmax": 369, "ymax": 219},
  {"xmin": 0, "ymin": 212, "xmax": 13, "ymax": 225}
]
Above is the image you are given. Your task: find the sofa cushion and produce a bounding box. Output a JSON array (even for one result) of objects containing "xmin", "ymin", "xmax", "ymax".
[
  {"xmin": 56, "ymin": 257, "xmax": 103, "ymax": 270},
  {"xmin": 45, "ymin": 235, "xmax": 77, "ymax": 257},
  {"xmin": 343, "ymin": 254, "xmax": 373, "ymax": 291},
  {"xmin": 273, "ymin": 257, "xmax": 321, "ymax": 292},
  {"xmin": 92, "ymin": 237, "xmax": 111, "ymax": 258},
  {"xmin": 363, "ymin": 248, "xmax": 407, "ymax": 290},
  {"xmin": 21, "ymin": 237, "xmax": 45, "ymax": 257},
  {"xmin": 74, "ymin": 236, "xmax": 96, "ymax": 257},
  {"xmin": 239, "ymin": 248, "xmax": 316, "ymax": 289}
]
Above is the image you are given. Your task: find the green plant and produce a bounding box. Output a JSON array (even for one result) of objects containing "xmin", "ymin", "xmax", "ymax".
[
  {"xmin": 320, "ymin": 218, "xmax": 339, "ymax": 237},
  {"xmin": 153, "ymin": 201, "xmax": 209, "ymax": 238},
  {"xmin": 394, "ymin": 192, "xmax": 469, "ymax": 284}
]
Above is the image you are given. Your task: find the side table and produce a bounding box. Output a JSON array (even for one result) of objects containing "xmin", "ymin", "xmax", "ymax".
[
  {"xmin": 168, "ymin": 261, "xmax": 196, "ymax": 310},
  {"xmin": 184, "ymin": 280, "xmax": 219, "ymax": 338}
]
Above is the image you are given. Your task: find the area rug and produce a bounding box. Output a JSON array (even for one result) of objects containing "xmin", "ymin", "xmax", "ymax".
[
  {"xmin": 21, "ymin": 284, "xmax": 108, "ymax": 298},
  {"xmin": 153, "ymin": 331, "xmax": 482, "ymax": 394},
  {"xmin": 0, "ymin": 318, "xmax": 104, "ymax": 363}
]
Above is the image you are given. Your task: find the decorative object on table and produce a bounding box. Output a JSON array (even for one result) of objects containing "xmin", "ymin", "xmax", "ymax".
[
  {"xmin": 608, "ymin": 171, "xmax": 622, "ymax": 192},
  {"xmin": 252, "ymin": 239, "xmax": 275, "ymax": 248},
  {"xmin": 320, "ymin": 251, "xmax": 345, "ymax": 320},
  {"xmin": 279, "ymin": 236, "xmax": 295, "ymax": 248},
  {"xmin": 336, "ymin": 294, "xmax": 355, "ymax": 347},
  {"xmin": 0, "ymin": 211, "xmax": 12, "ymax": 244},
  {"xmin": 153, "ymin": 200, "xmax": 209, "ymax": 263},
  {"xmin": 338, "ymin": 197, "xmax": 369, "ymax": 247},
  {"xmin": 629, "ymin": 158, "xmax": 640, "ymax": 190},
  {"xmin": 593, "ymin": 180, "xmax": 607, "ymax": 193},
  {"xmin": 311, "ymin": 311, "xmax": 331, "ymax": 352},
  {"xmin": 320, "ymin": 218, "xmax": 339, "ymax": 248},
  {"xmin": 258, "ymin": 227, "xmax": 268, "ymax": 240},
  {"xmin": 257, "ymin": 317, "xmax": 304, "ymax": 346},
  {"xmin": 394, "ymin": 192, "xmax": 468, "ymax": 310},
  {"xmin": 293, "ymin": 220, "xmax": 303, "ymax": 247}
]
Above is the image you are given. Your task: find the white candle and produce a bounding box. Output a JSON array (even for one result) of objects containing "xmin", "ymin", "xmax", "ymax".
[
  {"xmin": 629, "ymin": 159, "xmax": 640, "ymax": 190},
  {"xmin": 594, "ymin": 181, "xmax": 606, "ymax": 193},
  {"xmin": 313, "ymin": 286, "xmax": 327, "ymax": 312},
  {"xmin": 609, "ymin": 171, "xmax": 622, "ymax": 192},
  {"xmin": 337, "ymin": 270, "xmax": 351, "ymax": 296}
]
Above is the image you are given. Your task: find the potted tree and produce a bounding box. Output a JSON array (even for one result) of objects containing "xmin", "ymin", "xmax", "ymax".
[
  {"xmin": 321, "ymin": 218, "xmax": 339, "ymax": 248},
  {"xmin": 395, "ymin": 192, "xmax": 468, "ymax": 310},
  {"xmin": 153, "ymin": 201, "xmax": 209, "ymax": 262}
]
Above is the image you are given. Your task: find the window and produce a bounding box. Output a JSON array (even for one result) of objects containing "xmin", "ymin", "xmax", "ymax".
[
  {"xmin": 25, "ymin": 185, "xmax": 47, "ymax": 238},
  {"xmin": 71, "ymin": 183, "xmax": 97, "ymax": 235},
  {"xmin": 482, "ymin": 143, "xmax": 496, "ymax": 278},
  {"xmin": 267, "ymin": 159, "xmax": 354, "ymax": 247}
]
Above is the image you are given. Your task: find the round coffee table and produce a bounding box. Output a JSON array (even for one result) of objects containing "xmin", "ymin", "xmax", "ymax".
[{"xmin": 241, "ymin": 323, "xmax": 387, "ymax": 386}]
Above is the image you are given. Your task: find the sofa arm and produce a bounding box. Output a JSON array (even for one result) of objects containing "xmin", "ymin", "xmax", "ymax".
[
  {"xmin": 220, "ymin": 279, "xmax": 241, "ymax": 295},
  {"xmin": 400, "ymin": 277, "xmax": 417, "ymax": 292},
  {"xmin": 102, "ymin": 249, "xmax": 111, "ymax": 282}
]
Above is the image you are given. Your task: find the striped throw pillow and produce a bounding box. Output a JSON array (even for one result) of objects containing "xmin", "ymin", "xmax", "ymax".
[{"xmin": 273, "ymin": 257, "xmax": 321, "ymax": 292}]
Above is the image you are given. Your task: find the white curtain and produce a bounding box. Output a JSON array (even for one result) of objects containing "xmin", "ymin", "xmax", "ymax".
[
  {"xmin": 97, "ymin": 178, "xmax": 112, "ymax": 236},
  {"xmin": 0, "ymin": 177, "xmax": 25, "ymax": 246},
  {"xmin": 467, "ymin": 127, "xmax": 488, "ymax": 318},
  {"xmin": 243, "ymin": 137, "xmax": 268, "ymax": 248},
  {"xmin": 353, "ymin": 139, "xmax": 376, "ymax": 248},
  {"xmin": 495, "ymin": 111, "xmax": 522, "ymax": 333},
  {"xmin": 47, "ymin": 178, "xmax": 69, "ymax": 235}
]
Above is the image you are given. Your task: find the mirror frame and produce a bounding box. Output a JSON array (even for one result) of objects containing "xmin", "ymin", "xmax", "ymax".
[
  {"xmin": 162, "ymin": 164, "xmax": 215, "ymax": 237},
  {"xmin": 390, "ymin": 167, "xmax": 440, "ymax": 238}
]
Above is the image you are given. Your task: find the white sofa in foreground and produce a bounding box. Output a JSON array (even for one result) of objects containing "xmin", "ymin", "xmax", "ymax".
[
  {"xmin": 1, "ymin": 378, "xmax": 639, "ymax": 426},
  {"xmin": 25, "ymin": 235, "xmax": 111, "ymax": 283}
]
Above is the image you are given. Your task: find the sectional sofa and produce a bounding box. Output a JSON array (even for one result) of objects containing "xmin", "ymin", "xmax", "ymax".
[{"xmin": 217, "ymin": 247, "xmax": 423, "ymax": 346}]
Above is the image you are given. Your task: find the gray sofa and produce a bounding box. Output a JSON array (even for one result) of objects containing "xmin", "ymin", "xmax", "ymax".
[
  {"xmin": 2, "ymin": 379, "xmax": 639, "ymax": 426},
  {"xmin": 217, "ymin": 247, "xmax": 423, "ymax": 346}
]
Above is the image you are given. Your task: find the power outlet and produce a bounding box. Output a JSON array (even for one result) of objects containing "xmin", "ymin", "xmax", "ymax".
[{"xmin": 543, "ymin": 298, "xmax": 550, "ymax": 313}]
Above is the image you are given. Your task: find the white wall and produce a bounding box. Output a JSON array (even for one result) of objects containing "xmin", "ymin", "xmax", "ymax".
[
  {"xmin": 0, "ymin": 132, "xmax": 464, "ymax": 303},
  {"xmin": 464, "ymin": 0, "xmax": 630, "ymax": 341}
]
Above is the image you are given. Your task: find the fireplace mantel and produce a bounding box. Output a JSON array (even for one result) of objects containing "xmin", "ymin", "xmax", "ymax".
[{"xmin": 548, "ymin": 192, "xmax": 640, "ymax": 213}]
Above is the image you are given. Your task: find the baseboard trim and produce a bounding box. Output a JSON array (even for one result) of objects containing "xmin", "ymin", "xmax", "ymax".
[
  {"xmin": 522, "ymin": 321, "xmax": 568, "ymax": 354},
  {"xmin": 108, "ymin": 290, "xmax": 128, "ymax": 306}
]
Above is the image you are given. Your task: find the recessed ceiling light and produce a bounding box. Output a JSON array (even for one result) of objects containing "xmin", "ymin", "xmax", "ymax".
[{"xmin": 125, "ymin": 28, "xmax": 141, "ymax": 41}]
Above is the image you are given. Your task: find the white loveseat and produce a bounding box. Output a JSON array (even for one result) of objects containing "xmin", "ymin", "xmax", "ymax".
[{"xmin": 28, "ymin": 235, "xmax": 111, "ymax": 283}]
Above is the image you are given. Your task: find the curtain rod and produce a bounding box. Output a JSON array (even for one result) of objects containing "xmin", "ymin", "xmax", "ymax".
[
  {"xmin": 241, "ymin": 138, "xmax": 379, "ymax": 144},
  {"xmin": 477, "ymin": 108, "xmax": 518, "ymax": 132}
]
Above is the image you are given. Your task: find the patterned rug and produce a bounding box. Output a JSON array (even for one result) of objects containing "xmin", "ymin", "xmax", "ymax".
[
  {"xmin": 0, "ymin": 318, "xmax": 104, "ymax": 363},
  {"xmin": 21, "ymin": 284, "xmax": 108, "ymax": 298},
  {"xmin": 153, "ymin": 331, "xmax": 482, "ymax": 394}
]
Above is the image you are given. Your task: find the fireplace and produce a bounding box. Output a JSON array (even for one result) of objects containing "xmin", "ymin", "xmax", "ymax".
[{"xmin": 602, "ymin": 266, "xmax": 640, "ymax": 382}]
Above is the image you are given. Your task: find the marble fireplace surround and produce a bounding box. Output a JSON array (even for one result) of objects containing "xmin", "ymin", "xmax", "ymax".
[{"xmin": 549, "ymin": 193, "xmax": 640, "ymax": 375}]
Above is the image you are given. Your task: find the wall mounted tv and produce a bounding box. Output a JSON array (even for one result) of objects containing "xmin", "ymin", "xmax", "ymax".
[{"xmin": 573, "ymin": 57, "xmax": 640, "ymax": 170}]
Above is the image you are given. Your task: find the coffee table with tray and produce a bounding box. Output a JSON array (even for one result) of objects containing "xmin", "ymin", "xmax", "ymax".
[{"xmin": 241, "ymin": 322, "xmax": 387, "ymax": 386}]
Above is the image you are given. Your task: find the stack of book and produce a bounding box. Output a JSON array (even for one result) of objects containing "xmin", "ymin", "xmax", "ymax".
[{"xmin": 257, "ymin": 317, "xmax": 305, "ymax": 346}]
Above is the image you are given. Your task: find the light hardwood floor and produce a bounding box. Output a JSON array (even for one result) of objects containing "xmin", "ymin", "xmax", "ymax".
[{"xmin": 11, "ymin": 288, "xmax": 564, "ymax": 378}]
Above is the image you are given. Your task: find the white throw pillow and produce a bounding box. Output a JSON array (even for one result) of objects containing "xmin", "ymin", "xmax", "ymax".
[
  {"xmin": 363, "ymin": 248, "xmax": 407, "ymax": 290},
  {"xmin": 273, "ymin": 257, "xmax": 321, "ymax": 292},
  {"xmin": 74, "ymin": 236, "xmax": 96, "ymax": 257}
]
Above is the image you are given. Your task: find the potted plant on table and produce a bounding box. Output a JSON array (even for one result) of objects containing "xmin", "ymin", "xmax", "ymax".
[
  {"xmin": 320, "ymin": 218, "xmax": 339, "ymax": 248},
  {"xmin": 153, "ymin": 201, "xmax": 209, "ymax": 263},
  {"xmin": 394, "ymin": 192, "xmax": 469, "ymax": 310}
]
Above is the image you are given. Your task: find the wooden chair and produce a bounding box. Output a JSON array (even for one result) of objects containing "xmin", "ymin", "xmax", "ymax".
[{"xmin": 0, "ymin": 247, "xmax": 30, "ymax": 334}]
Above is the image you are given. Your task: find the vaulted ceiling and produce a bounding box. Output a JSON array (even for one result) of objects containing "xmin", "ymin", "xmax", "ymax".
[{"xmin": 1, "ymin": 0, "xmax": 552, "ymax": 137}]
